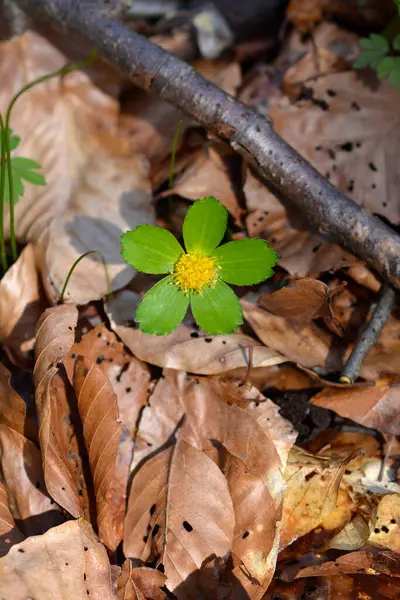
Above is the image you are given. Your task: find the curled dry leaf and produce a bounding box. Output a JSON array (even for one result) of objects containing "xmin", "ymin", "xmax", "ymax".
[
  {"xmin": 242, "ymin": 299, "xmax": 340, "ymax": 370},
  {"xmin": 64, "ymin": 324, "xmax": 150, "ymax": 550},
  {"xmin": 34, "ymin": 305, "xmax": 86, "ymax": 518},
  {"xmin": 106, "ymin": 291, "xmax": 286, "ymax": 374},
  {"xmin": 0, "ymin": 31, "xmax": 153, "ymax": 304},
  {"xmin": 116, "ymin": 560, "xmax": 166, "ymax": 600},
  {"xmin": 0, "ymin": 244, "xmax": 46, "ymax": 353},
  {"xmin": 72, "ymin": 356, "xmax": 122, "ymax": 551},
  {"xmin": 269, "ymin": 71, "xmax": 400, "ymax": 226},
  {"xmin": 296, "ymin": 549, "xmax": 400, "ymax": 578},
  {"xmin": 311, "ymin": 378, "xmax": 400, "ymax": 435},
  {"xmin": 0, "ymin": 481, "xmax": 24, "ymax": 557},
  {"xmin": 259, "ymin": 278, "xmax": 344, "ymax": 334},
  {"xmin": 124, "ymin": 435, "xmax": 235, "ymax": 599},
  {"xmin": 0, "ymin": 519, "xmax": 114, "ymax": 600}
]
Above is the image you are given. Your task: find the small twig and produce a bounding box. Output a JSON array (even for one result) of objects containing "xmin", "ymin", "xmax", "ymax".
[{"xmin": 340, "ymin": 284, "xmax": 396, "ymax": 384}]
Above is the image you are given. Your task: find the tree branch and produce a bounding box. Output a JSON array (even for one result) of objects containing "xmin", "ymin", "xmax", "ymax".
[{"xmin": 15, "ymin": 0, "xmax": 400, "ymax": 292}]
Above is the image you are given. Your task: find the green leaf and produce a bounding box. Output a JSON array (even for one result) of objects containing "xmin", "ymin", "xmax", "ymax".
[
  {"xmin": 5, "ymin": 156, "xmax": 46, "ymax": 205},
  {"xmin": 136, "ymin": 275, "xmax": 189, "ymax": 335},
  {"xmin": 212, "ymin": 239, "xmax": 278, "ymax": 286},
  {"xmin": 190, "ymin": 280, "xmax": 242, "ymax": 335},
  {"xmin": 0, "ymin": 129, "xmax": 20, "ymax": 152},
  {"xmin": 377, "ymin": 56, "xmax": 400, "ymax": 89},
  {"xmin": 121, "ymin": 225, "xmax": 184, "ymax": 274},
  {"xmin": 183, "ymin": 196, "xmax": 227, "ymax": 255},
  {"xmin": 393, "ymin": 34, "xmax": 400, "ymax": 52},
  {"xmin": 354, "ymin": 34, "xmax": 389, "ymax": 70}
]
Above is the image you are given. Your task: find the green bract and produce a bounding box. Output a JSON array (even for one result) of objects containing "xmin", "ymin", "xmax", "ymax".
[{"xmin": 121, "ymin": 196, "xmax": 278, "ymax": 336}]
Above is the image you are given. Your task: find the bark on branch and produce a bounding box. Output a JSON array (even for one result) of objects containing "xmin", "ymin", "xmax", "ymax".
[{"xmin": 15, "ymin": 0, "xmax": 400, "ymax": 292}]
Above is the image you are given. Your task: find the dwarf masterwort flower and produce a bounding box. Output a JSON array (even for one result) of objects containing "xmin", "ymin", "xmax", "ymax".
[{"xmin": 121, "ymin": 196, "xmax": 278, "ymax": 335}]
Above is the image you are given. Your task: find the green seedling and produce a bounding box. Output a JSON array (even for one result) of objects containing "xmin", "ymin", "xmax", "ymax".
[
  {"xmin": 121, "ymin": 196, "xmax": 278, "ymax": 336},
  {"xmin": 0, "ymin": 48, "xmax": 99, "ymax": 272}
]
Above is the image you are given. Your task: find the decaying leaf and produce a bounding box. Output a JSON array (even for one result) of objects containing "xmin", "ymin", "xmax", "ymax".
[
  {"xmin": 280, "ymin": 447, "xmax": 355, "ymax": 549},
  {"xmin": 124, "ymin": 435, "xmax": 235, "ymax": 599},
  {"xmin": 72, "ymin": 356, "xmax": 122, "ymax": 550},
  {"xmin": 0, "ymin": 30, "xmax": 153, "ymax": 304},
  {"xmin": 0, "ymin": 519, "xmax": 114, "ymax": 599},
  {"xmin": 242, "ymin": 299, "xmax": 340, "ymax": 370},
  {"xmin": 0, "ymin": 244, "xmax": 46, "ymax": 353},
  {"xmin": 116, "ymin": 560, "xmax": 166, "ymax": 600},
  {"xmin": 369, "ymin": 495, "xmax": 400, "ymax": 552},
  {"xmin": 311, "ymin": 378, "xmax": 400, "ymax": 435},
  {"xmin": 106, "ymin": 291, "xmax": 287, "ymax": 374}
]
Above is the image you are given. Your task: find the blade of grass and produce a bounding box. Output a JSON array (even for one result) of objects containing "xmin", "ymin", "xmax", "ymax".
[
  {"xmin": 168, "ymin": 119, "xmax": 183, "ymax": 211},
  {"xmin": 59, "ymin": 249, "xmax": 112, "ymax": 304},
  {"xmin": 0, "ymin": 115, "xmax": 8, "ymax": 272}
]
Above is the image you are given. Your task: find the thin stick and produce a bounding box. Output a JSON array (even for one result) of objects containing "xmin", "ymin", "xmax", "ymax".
[{"xmin": 340, "ymin": 284, "xmax": 396, "ymax": 384}]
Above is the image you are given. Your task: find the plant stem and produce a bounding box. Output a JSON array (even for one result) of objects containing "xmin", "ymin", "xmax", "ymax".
[
  {"xmin": 4, "ymin": 48, "xmax": 99, "ymax": 264},
  {"xmin": 168, "ymin": 119, "xmax": 182, "ymax": 210},
  {"xmin": 0, "ymin": 115, "xmax": 8, "ymax": 272},
  {"xmin": 60, "ymin": 250, "xmax": 111, "ymax": 304},
  {"xmin": 340, "ymin": 284, "xmax": 396, "ymax": 384}
]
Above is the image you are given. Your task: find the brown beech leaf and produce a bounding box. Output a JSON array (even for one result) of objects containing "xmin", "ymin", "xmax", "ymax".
[
  {"xmin": 106, "ymin": 291, "xmax": 286, "ymax": 374},
  {"xmin": 259, "ymin": 278, "xmax": 344, "ymax": 334},
  {"xmin": 269, "ymin": 71, "xmax": 400, "ymax": 226},
  {"xmin": 72, "ymin": 356, "xmax": 121, "ymax": 550},
  {"xmin": 280, "ymin": 448, "xmax": 354, "ymax": 549},
  {"xmin": 0, "ymin": 482, "xmax": 24, "ymax": 557},
  {"xmin": 242, "ymin": 300, "xmax": 340, "ymax": 370},
  {"xmin": 169, "ymin": 145, "xmax": 243, "ymax": 224},
  {"xmin": 0, "ymin": 519, "xmax": 114, "ymax": 599},
  {"xmin": 296, "ymin": 550, "xmax": 400, "ymax": 578},
  {"xmin": 0, "ymin": 362, "xmax": 36, "ymax": 442},
  {"xmin": 34, "ymin": 305, "xmax": 86, "ymax": 518},
  {"xmin": 359, "ymin": 314, "xmax": 400, "ymax": 380},
  {"xmin": 116, "ymin": 560, "xmax": 166, "ymax": 600},
  {"xmin": 0, "ymin": 244, "xmax": 46, "ymax": 353},
  {"xmin": 311, "ymin": 378, "xmax": 400, "ymax": 435},
  {"xmin": 129, "ymin": 372, "xmax": 287, "ymax": 598},
  {"xmin": 0, "ymin": 30, "xmax": 153, "ymax": 304},
  {"xmin": 64, "ymin": 324, "xmax": 150, "ymax": 550},
  {"xmin": 124, "ymin": 435, "xmax": 235, "ymax": 599}
]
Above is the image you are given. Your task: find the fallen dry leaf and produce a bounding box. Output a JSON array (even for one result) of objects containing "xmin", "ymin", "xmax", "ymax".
[
  {"xmin": 0, "ymin": 362, "xmax": 37, "ymax": 442},
  {"xmin": 269, "ymin": 71, "xmax": 400, "ymax": 226},
  {"xmin": 0, "ymin": 30, "xmax": 153, "ymax": 304},
  {"xmin": 296, "ymin": 549, "xmax": 400, "ymax": 578},
  {"xmin": 360, "ymin": 314, "xmax": 400, "ymax": 380},
  {"xmin": 244, "ymin": 170, "xmax": 357, "ymax": 277},
  {"xmin": 34, "ymin": 305, "xmax": 86, "ymax": 518},
  {"xmin": 106, "ymin": 291, "xmax": 286, "ymax": 374},
  {"xmin": 311, "ymin": 378, "xmax": 400, "ymax": 435},
  {"xmin": 128, "ymin": 372, "xmax": 288, "ymax": 598},
  {"xmin": 242, "ymin": 299, "xmax": 340, "ymax": 370},
  {"xmin": 116, "ymin": 560, "xmax": 166, "ymax": 600},
  {"xmin": 259, "ymin": 278, "xmax": 344, "ymax": 334},
  {"xmin": 168, "ymin": 144, "xmax": 243, "ymax": 224},
  {"xmin": 0, "ymin": 481, "xmax": 24, "ymax": 557},
  {"xmin": 72, "ymin": 356, "xmax": 121, "ymax": 550},
  {"xmin": 124, "ymin": 434, "xmax": 235, "ymax": 599},
  {"xmin": 0, "ymin": 519, "xmax": 114, "ymax": 599},
  {"xmin": 0, "ymin": 244, "xmax": 46, "ymax": 353}
]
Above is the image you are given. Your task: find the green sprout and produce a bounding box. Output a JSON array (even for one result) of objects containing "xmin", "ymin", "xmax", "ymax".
[{"xmin": 121, "ymin": 196, "xmax": 278, "ymax": 336}]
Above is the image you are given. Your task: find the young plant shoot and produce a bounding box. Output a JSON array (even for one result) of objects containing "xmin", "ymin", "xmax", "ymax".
[{"xmin": 121, "ymin": 196, "xmax": 278, "ymax": 335}]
